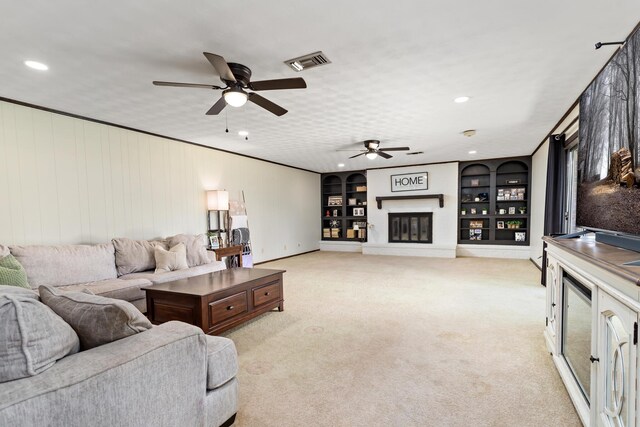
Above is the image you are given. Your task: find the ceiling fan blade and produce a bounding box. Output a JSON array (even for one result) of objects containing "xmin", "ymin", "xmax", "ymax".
[
  {"xmin": 377, "ymin": 151, "xmax": 393, "ymax": 159},
  {"xmin": 336, "ymin": 149, "xmax": 363, "ymax": 152},
  {"xmin": 248, "ymin": 93, "xmax": 287, "ymax": 116},
  {"xmin": 250, "ymin": 77, "xmax": 307, "ymax": 91},
  {"xmin": 203, "ymin": 52, "xmax": 236, "ymax": 83},
  {"xmin": 205, "ymin": 97, "xmax": 227, "ymax": 115},
  {"xmin": 349, "ymin": 152, "xmax": 366, "ymax": 159},
  {"xmin": 379, "ymin": 147, "xmax": 410, "ymax": 151},
  {"xmin": 153, "ymin": 81, "xmax": 222, "ymax": 89}
]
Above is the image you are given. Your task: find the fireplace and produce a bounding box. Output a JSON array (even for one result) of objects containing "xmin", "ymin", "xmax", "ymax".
[{"xmin": 388, "ymin": 212, "xmax": 433, "ymax": 243}]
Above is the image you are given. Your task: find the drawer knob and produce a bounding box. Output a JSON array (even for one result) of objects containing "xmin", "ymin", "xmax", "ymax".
[
  {"xmin": 265, "ymin": 292, "xmax": 270, "ymax": 296},
  {"xmin": 227, "ymin": 305, "xmax": 234, "ymax": 310}
]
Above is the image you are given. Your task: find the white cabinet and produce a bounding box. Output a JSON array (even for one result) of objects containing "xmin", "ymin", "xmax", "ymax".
[
  {"xmin": 544, "ymin": 237, "xmax": 640, "ymax": 427},
  {"xmin": 596, "ymin": 291, "xmax": 637, "ymax": 427}
]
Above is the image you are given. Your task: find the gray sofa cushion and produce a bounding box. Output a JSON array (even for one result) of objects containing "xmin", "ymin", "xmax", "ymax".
[
  {"xmin": 205, "ymin": 335, "xmax": 238, "ymax": 390},
  {"xmin": 112, "ymin": 238, "xmax": 168, "ymax": 276},
  {"xmin": 10, "ymin": 244, "xmax": 118, "ymax": 288},
  {"xmin": 166, "ymin": 234, "xmax": 210, "ymax": 267},
  {"xmin": 56, "ymin": 278, "xmax": 150, "ymax": 302},
  {"xmin": 0, "ymin": 285, "xmax": 39, "ymax": 300},
  {"xmin": 0, "ymin": 322, "xmax": 212, "ymax": 427},
  {"xmin": 0, "ymin": 295, "xmax": 80, "ymax": 382},
  {"xmin": 119, "ymin": 260, "xmax": 226, "ymax": 284},
  {"xmin": 39, "ymin": 285, "xmax": 152, "ymax": 350}
]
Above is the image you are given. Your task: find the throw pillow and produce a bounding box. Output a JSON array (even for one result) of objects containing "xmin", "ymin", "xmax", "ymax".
[
  {"xmin": 166, "ymin": 234, "xmax": 210, "ymax": 267},
  {"xmin": 0, "ymin": 295, "xmax": 80, "ymax": 382},
  {"xmin": 0, "ymin": 253, "xmax": 30, "ymax": 289},
  {"xmin": 39, "ymin": 285, "xmax": 152, "ymax": 350},
  {"xmin": 112, "ymin": 237, "xmax": 169, "ymax": 276},
  {"xmin": 154, "ymin": 243, "xmax": 189, "ymax": 273}
]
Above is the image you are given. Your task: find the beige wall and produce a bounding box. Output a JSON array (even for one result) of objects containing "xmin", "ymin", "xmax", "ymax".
[
  {"xmin": 530, "ymin": 140, "xmax": 549, "ymax": 268},
  {"xmin": 0, "ymin": 101, "xmax": 320, "ymax": 263}
]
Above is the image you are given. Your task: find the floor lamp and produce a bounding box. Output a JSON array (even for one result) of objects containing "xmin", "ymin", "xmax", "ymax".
[{"xmin": 207, "ymin": 190, "xmax": 229, "ymax": 246}]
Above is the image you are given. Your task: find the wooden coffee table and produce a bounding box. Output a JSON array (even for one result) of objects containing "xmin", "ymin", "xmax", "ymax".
[{"xmin": 142, "ymin": 268, "xmax": 285, "ymax": 335}]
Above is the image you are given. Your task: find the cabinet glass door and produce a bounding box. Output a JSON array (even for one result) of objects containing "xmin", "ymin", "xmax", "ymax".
[{"xmin": 597, "ymin": 292, "xmax": 637, "ymax": 427}]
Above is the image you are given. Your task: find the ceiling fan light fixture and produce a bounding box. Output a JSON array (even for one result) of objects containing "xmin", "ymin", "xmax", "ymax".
[
  {"xmin": 223, "ymin": 88, "xmax": 248, "ymax": 107},
  {"xmin": 365, "ymin": 152, "xmax": 378, "ymax": 160}
]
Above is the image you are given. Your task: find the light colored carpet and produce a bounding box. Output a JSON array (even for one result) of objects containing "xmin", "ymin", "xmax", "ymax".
[{"xmin": 222, "ymin": 251, "xmax": 581, "ymax": 427}]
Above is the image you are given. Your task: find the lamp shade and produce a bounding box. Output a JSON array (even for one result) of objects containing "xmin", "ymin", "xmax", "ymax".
[{"xmin": 207, "ymin": 190, "xmax": 229, "ymax": 210}]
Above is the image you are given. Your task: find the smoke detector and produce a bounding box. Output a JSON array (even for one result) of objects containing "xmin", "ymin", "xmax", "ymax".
[
  {"xmin": 462, "ymin": 129, "xmax": 477, "ymax": 137},
  {"xmin": 285, "ymin": 51, "xmax": 331, "ymax": 72}
]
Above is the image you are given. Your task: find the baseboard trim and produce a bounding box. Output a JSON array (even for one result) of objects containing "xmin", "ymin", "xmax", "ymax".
[
  {"xmin": 254, "ymin": 249, "xmax": 319, "ymax": 265},
  {"xmin": 456, "ymin": 244, "xmax": 530, "ymax": 259},
  {"xmin": 529, "ymin": 258, "xmax": 542, "ymax": 271}
]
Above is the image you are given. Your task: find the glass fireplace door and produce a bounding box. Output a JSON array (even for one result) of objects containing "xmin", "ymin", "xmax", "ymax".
[{"xmin": 562, "ymin": 274, "xmax": 592, "ymax": 403}]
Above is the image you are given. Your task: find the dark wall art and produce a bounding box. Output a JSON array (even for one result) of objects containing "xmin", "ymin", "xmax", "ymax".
[{"xmin": 578, "ymin": 27, "xmax": 640, "ymax": 235}]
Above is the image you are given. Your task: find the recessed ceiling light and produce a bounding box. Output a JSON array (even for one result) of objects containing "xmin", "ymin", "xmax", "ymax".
[
  {"xmin": 238, "ymin": 130, "xmax": 249, "ymax": 136},
  {"xmin": 337, "ymin": 163, "xmax": 345, "ymax": 168},
  {"xmin": 468, "ymin": 150, "xmax": 477, "ymax": 154},
  {"xmin": 454, "ymin": 96, "xmax": 470, "ymax": 103},
  {"xmin": 24, "ymin": 60, "xmax": 48, "ymax": 71}
]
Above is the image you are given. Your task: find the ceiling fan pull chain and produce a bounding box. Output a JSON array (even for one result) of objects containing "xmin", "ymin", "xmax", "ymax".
[{"xmin": 225, "ymin": 111, "xmax": 229, "ymax": 133}]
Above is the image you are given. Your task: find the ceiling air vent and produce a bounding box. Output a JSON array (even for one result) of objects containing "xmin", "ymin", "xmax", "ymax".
[{"xmin": 285, "ymin": 51, "xmax": 331, "ymax": 72}]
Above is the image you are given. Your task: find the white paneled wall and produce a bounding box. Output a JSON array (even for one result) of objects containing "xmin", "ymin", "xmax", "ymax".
[{"xmin": 0, "ymin": 101, "xmax": 320, "ymax": 262}]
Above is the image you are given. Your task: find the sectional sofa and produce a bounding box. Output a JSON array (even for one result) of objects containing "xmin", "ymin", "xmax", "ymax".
[
  {"xmin": 7, "ymin": 235, "xmax": 227, "ymax": 312},
  {"xmin": 0, "ymin": 285, "xmax": 238, "ymax": 427},
  {"xmin": 0, "ymin": 235, "xmax": 238, "ymax": 426}
]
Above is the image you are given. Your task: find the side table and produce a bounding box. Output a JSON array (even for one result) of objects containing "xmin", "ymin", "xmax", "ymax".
[{"xmin": 209, "ymin": 245, "xmax": 243, "ymax": 267}]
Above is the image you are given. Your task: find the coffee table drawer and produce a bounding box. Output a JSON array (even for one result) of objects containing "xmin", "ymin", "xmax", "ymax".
[
  {"xmin": 253, "ymin": 282, "xmax": 280, "ymax": 307},
  {"xmin": 209, "ymin": 291, "xmax": 248, "ymax": 325}
]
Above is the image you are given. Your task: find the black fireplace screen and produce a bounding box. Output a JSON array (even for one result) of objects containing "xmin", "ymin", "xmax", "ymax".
[{"xmin": 388, "ymin": 212, "xmax": 433, "ymax": 243}]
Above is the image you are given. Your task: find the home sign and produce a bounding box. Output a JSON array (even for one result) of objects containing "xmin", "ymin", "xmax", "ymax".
[{"xmin": 390, "ymin": 172, "xmax": 428, "ymax": 192}]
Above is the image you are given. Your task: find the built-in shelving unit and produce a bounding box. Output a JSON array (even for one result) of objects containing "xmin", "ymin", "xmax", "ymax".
[
  {"xmin": 458, "ymin": 156, "xmax": 531, "ymax": 245},
  {"xmin": 321, "ymin": 171, "xmax": 367, "ymax": 241}
]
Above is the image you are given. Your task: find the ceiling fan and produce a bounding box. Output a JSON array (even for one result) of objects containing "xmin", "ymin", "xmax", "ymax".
[
  {"xmin": 153, "ymin": 52, "xmax": 307, "ymax": 116},
  {"xmin": 346, "ymin": 140, "xmax": 410, "ymax": 160}
]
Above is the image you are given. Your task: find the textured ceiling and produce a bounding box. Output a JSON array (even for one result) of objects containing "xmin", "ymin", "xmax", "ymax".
[{"xmin": 1, "ymin": 1, "xmax": 639, "ymax": 172}]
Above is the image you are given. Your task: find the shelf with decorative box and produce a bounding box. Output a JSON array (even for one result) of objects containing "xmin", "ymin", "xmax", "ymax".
[
  {"xmin": 321, "ymin": 171, "xmax": 367, "ymax": 242},
  {"xmin": 458, "ymin": 156, "xmax": 531, "ymax": 245}
]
